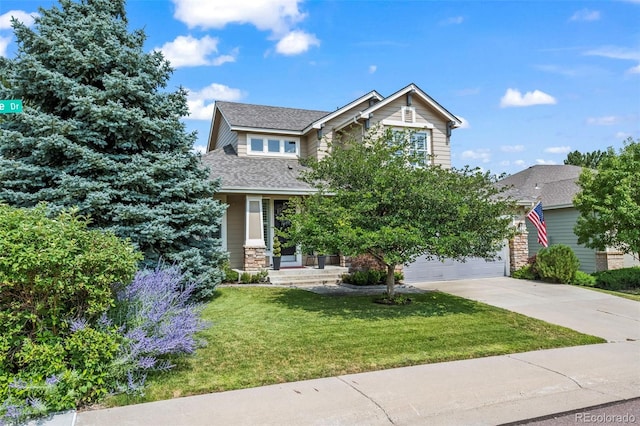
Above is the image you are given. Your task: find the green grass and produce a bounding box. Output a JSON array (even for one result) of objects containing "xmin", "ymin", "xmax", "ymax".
[
  {"xmin": 109, "ymin": 287, "xmax": 604, "ymax": 406},
  {"xmin": 578, "ymin": 285, "xmax": 640, "ymax": 302}
]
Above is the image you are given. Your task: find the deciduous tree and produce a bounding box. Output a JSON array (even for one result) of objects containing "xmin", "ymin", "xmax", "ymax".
[
  {"xmin": 574, "ymin": 138, "xmax": 639, "ymax": 258},
  {"xmin": 281, "ymin": 129, "xmax": 515, "ymax": 299}
]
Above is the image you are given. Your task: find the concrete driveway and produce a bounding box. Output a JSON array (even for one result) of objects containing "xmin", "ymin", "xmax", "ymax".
[{"xmin": 412, "ymin": 277, "xmax": 640, "ymax": 343}]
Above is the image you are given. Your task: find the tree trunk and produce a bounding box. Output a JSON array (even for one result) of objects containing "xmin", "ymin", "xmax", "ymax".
[{"xmin": 386, "ymin": 264, "xmax": 396, "ymax": 298}]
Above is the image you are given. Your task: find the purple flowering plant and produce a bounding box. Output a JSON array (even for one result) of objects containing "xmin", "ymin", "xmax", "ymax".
[{"xmin": 110, "ymin": 264, "xmax": 208, "ymax": 394}]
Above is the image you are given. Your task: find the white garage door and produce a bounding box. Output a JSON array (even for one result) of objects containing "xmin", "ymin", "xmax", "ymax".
[{"xmin": 404, "ymin": 245, "xmax": 508, "ymax": 284}]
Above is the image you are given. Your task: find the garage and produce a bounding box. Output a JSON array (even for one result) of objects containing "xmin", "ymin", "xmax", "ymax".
[{"xmin": 404, "ymin": 245, "xmax": 509, "ymax": 284}]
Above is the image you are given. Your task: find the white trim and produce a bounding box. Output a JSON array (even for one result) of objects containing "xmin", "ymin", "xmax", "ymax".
[
  {"xmin": 303, "ymin": 91, "xmax": 384, "ymax": 133},
  {"xmin": 382, "ymin": 119, "xmax": 434, "ymax": 129},
  {"xmin": 245, "ymin": 196, "xmax": 266, "ymax": 247},
  {"xmin": 231, "ymin": 126, "xmax": 302, "ymax": 136},
  {"xmin": 247, "ymin": 133, "xmax": 300, "ymax": 157},
  {"xmin": 220, "ymin": 187, "xmax": 318, "ymax": 195}
]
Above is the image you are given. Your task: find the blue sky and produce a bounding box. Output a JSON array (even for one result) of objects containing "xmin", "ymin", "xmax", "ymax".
[{"xmin": 2, "ymin": 0, "xmax": 639, "ymax": 175}]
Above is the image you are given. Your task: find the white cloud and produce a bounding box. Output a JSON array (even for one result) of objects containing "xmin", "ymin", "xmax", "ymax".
[
  {"xmin": 157, "ymin": 35, "xmax": 237, "ymax": 68},
  {"xmin": 514, "ymin": 160, "xmax": 526, "ymax": 167},
  {"xmin": 569, "ymin": 9, "xmax": 600, "ymax": 22},
  {"xmin": 275, "ymin": 30, "xmax": 319, "ymax": 55},
  {"xmin": 456, "ymin": 116, "xmax": 470, "ymax": 129},
  {"xmin": 586, "ymin": 116, "xmax": 620, "ymax": 126},
  {"xmin": 185, "ymin": 83, "xmax": 245, "ymax": 120},
  {"xmin": 441, "ymin": 16, "xmax": 464, "ymax": 25},
  {"xmin": 585, "ymin": 46, "xmax": 640, "ymax": 74},
  {"xmin": 615, "ymin": 131, "xmax": 632, "ymax": 140},
  {"xmin": 461, "ymin": 149, "xmax": 491, "ymax": 163},
  {"xmin": 172, "ymin": 0, "xmax": 306, "ymax": 34},
  {"xmin": 628, "ymin": 64, "xmax": 640, "ymax": 74},
  {"xmin": 500, "ymin": 88, "xmax": 557, "ymax": 108},
  {"xmin": 0, "ymin": 10, "xmax": 37, "ymax": 29},
  {"xmin": 368, "ymin": 65, "xmax": 377, "ymax": 74},
  {"xmin": 192, "ymin": 144, "xmax": 207, "ymax": 154},
  {"xmin": 500, "ymin": 145, "xmax": 524, "ymax": 153},
  {"xmin": 0, "ymin": 36, "xmax": 10, "ymax": 57},
  {"xmin": 535, "ymin": 159, "xmax": 557, "ymax": 165},
  {"xmin": 544, "ymin": 146, "xmax": 571, "ymax": 154}
]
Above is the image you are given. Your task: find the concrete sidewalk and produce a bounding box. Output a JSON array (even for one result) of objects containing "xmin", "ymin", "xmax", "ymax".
[{"xmin": 74, "ymin": 278, "xmax": 640, "ymax": 426}]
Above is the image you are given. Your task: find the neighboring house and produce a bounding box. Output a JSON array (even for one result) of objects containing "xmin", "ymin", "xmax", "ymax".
[
  {"xmin": 202, "ymin": 83, "xmax": 461, "ymax": 271},
  {"xmin": 497, "ymin": 165, "xmax": 639, "ymax": 273}
]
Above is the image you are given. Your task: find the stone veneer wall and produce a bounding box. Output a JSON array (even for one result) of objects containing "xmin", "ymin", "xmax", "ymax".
[
  {"xmin": 509, "ymin": 230, "xmax": 529, "ymax": 274},
  {"xmin": 595, "ymin": 251, "xmax": 625, "ymax": 271},
  {"xmin": 243, "ymin": 245, "xmax": 266, "ymax": 271}
]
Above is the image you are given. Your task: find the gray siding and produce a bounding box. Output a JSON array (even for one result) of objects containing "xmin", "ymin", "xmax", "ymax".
[
  {"xmin": 215, "ymin": 116, "xmax": 237, "ymax": 151},
  {"xmin": 226, "ymin": 194, "xmax": 245, "ymax": 269},
  {"xmin": 526, "ymin": 207, "xmax": 596, "ymax": 273}
]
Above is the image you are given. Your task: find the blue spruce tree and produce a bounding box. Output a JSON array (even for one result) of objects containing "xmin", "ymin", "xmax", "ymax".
[{"xmin": 0, "ymin": 0, "xmax": 226, "ymax": 299}]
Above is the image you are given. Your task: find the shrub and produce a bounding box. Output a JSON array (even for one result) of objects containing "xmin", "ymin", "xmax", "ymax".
[
  {"xmin": 571, "ymin": 270, "xmax": 597, "ymax": 287},
  {"xmin": 342, "ymin": 270, "xmax": 403, "ymax": 286},
  {"xmin": 535, "ymin": 244, "xmax": 580, "ymax": 284},
  {"xmin": 511, "ymin": 264, "xmax": 538, "ymax": 280},
  {"xmin": 593, "ymin": 267, "xmax": 640, "ymax": 291},
  {"xmin": 222, "ymin": 263, "xmax": 239, "ymax": 283},
  {"xmin": 239, "ymin": 270, "xmax": 269, "ymax": 284},
  {"xmin": 0, "ymin": 204, "xmax": 141, "ymax": 422}
]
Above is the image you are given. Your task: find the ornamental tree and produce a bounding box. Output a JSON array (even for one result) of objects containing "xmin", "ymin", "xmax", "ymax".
[
  {"xmin": 281, "ymin": 128, "xmax": 515, "ymax": 298},
  {"xmin": 0, "ymin": 0, "xmax": 226, "ymax": 299},
  {"xmin": 574, "ymin": 138, "xmax": 640, "ymax": 258}
]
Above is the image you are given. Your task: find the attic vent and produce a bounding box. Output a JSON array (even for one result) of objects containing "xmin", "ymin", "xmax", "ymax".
[{"xmin": 401, "ymin": 106, "xmax": 416, "ymax": 123}]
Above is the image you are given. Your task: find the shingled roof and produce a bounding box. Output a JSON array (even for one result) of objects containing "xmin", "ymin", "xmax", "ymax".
[
  {"xmin": 496, "ymin": 165, "xmax": 584, "ymax": 208},
  {"xmin": 201, "ymin": 146, "xmax": 316, "ymax": 193},
  {"xmin": 215, "ymin": 101, "xmax": 330, "ymax": 132}
]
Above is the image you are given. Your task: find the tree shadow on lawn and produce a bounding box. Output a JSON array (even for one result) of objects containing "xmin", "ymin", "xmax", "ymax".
[{"xmin": 269, "ymin": 289, "xmax": 482, "ymax": 320}]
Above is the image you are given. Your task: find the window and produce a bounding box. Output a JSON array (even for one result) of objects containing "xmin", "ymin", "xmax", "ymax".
[
  {"xmin": 391, "ymin": 129, "xmax": 431, "ymax": 166},
  {"xmin": 248, "ymin": 135, "xmax": 299, "ymax": 156}
]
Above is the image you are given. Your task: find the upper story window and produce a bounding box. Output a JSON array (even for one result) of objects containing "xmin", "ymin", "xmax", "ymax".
[
  {"xmin": 392, "ymin": 129, "xmax": 431, "ymax": 166},
  {"xmin": 248, "ymin": 134, "xmax": 299, "ymax": 157}
]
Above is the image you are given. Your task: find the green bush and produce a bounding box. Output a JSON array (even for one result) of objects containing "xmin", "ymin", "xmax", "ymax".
[
  {"xmin": 593, "ymin": 267, "xmax": 640, "ymax": 291},
  {"xmin": 535, "ymin": 244, "xmax": 580, "ymax": 284},
  {"xmin": 571, "ymin": 270, "xmax": 597, "ymax": 287},
  {"xmin": 0, "ymin": 204, "xmax": 141, "ymax": 420},
  {"xmin": 239, "ymin": 270, "xmax": 268, "ymax": 284},
  {"xmin": 222, "ymin": 262, "xmax": 239, "ymax": 283},
  {"xmin": 342, "ymin": 270, "xmax": 403, "ymax": 286},
  {"xmin": 511, "ymin": 264, "xmax": 539, "ymax": 280}
]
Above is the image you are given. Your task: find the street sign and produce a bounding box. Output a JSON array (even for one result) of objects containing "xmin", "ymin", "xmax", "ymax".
[{"xmin": 0, "ymin": 100, "xmax": 23, "ymax": 114}]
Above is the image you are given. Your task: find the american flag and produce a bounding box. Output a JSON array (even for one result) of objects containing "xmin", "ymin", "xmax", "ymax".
[{"xmin": 527, "ymin": 201, "xmax": 548, "ymax": 247}]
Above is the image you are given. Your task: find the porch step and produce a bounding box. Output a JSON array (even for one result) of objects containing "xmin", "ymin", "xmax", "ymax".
[{"xmin": 268, "ymin": 266, "xmax": 348, "ymax": 286}]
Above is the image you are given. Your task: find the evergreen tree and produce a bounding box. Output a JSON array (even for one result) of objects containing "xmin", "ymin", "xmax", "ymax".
[{"xmin": 0, "ymin": 0, "xmax": 226, "ymax": 299}]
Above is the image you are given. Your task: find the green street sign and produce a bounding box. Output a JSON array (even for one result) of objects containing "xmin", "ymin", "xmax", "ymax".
[{"xmin": 0, "ymin": 100, "xmax": 23, "ymax": 114}]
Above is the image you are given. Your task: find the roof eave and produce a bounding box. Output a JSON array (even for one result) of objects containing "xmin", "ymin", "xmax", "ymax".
[{"xmin": 302, "ymin": 90, "xmax": 384, "ymax": 133}]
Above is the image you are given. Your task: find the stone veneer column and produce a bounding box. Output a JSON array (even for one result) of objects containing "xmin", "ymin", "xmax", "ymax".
[
  {"xmin": 243, "ymin": 245, "xmax": 266, "ymax": 271},
  {"xmin": 595, "ymin": 251, "xmax": 625, "ymax": 271},
  {"xmin": 509, "ymin": 220, "xmax": 529, "ymax": 274}
]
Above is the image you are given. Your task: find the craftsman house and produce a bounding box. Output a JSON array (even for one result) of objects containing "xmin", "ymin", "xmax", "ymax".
[{"xmin": 202, "ymin": 83, "xmax": 461, "ymax": 271}]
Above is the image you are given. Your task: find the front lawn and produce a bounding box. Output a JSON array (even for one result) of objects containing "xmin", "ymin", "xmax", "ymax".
[{"xmin": 109, "ymin": 287, "xmax": 604, "ymax": 406}]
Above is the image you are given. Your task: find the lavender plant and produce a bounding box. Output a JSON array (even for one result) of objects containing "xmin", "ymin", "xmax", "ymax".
[{"xmin": 110, "ymin": 265, "xmax": 208, "ymax": 395}]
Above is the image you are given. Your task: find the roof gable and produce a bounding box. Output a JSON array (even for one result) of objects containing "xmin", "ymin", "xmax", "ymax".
[{"xmin": 361, "ymin": 83, "xmax": 462, "ymax": 127}]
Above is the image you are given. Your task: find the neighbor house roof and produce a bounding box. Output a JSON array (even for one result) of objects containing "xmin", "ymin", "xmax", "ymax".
[
  {"xmin": 215, "ymin": 101, "xmax": 330, "ymax": 132},
  {"xmin": 201, "ymin": 146, "xmax": 316, "ymax": 194},
  {"xmin": 496, "ymin": 165, "xmax": 584, "ymax": 209}
]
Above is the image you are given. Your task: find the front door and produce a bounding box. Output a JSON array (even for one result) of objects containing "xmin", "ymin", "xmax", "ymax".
[{"xmin": 274, "ymin": 200, "xmax": 296, "ymax": 262}]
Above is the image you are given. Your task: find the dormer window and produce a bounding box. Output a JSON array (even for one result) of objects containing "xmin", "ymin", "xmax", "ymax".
[{"xmin": 248, "ymin": 134, "xmax": 299, "ymax": 157}]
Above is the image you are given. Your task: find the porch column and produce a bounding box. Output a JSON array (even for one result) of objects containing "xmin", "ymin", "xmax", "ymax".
[
  {"xmin": 509, "ymin": 216, "xmax": 529, "ymax": 274},
  {"xmin": 244, "ymin": 196, "xmax": 266, "ymax": 271}
]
